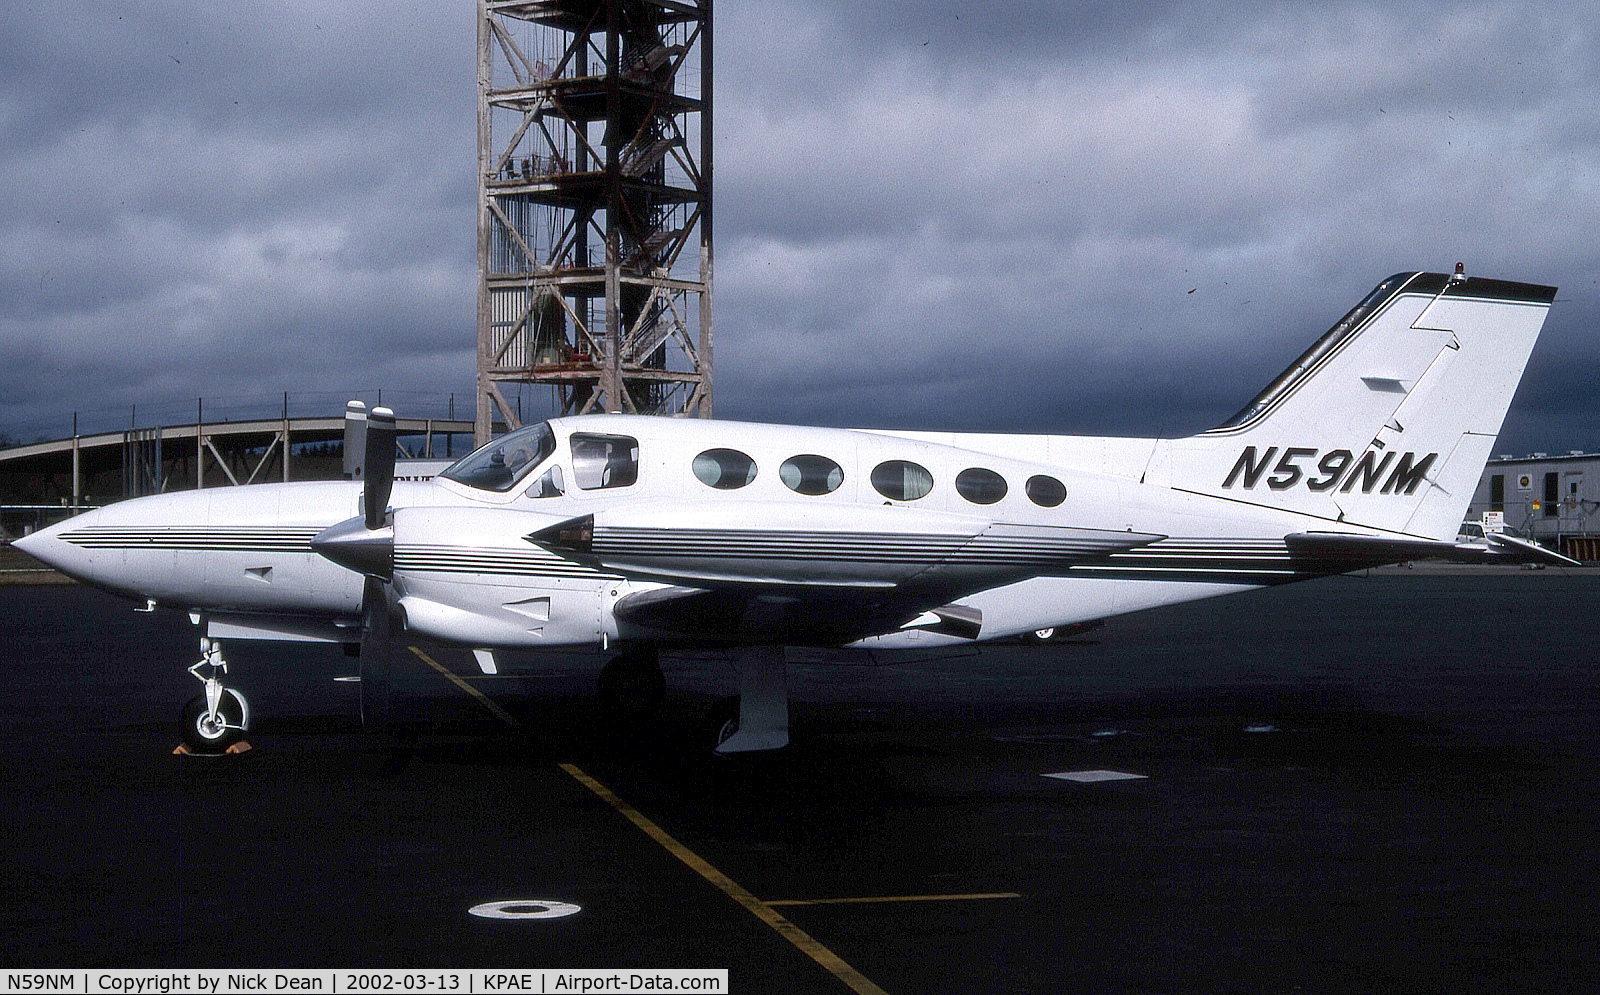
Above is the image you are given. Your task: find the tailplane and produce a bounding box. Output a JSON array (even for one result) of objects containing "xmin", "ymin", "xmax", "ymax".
[{"xmin": 1170, "ymin": 270, "xmax": 1556, "ymax": 539}]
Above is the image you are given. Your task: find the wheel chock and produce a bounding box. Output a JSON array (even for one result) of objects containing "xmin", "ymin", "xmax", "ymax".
[{"xmin": 171, "ymin": 741, "xmax": 253, "ymax": 756}]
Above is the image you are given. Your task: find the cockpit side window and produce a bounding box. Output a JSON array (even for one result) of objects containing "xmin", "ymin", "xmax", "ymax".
[
  {"xmin": 438, "ymin": 423, "xmax": 556, "ymax": 493},
  {"xmin": 571, "ymin": 433, "xmax": 639, "ymax": 490}
]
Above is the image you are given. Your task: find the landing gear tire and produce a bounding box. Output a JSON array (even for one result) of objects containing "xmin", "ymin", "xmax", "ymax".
[
  {"xmin": 180, "ymin": 689, "xmax": 248, "ymax": 754},
  {"xmin": 707, "ymin": 695, "xmax": 740, "ymax": 753},
  {"xmin": 1024, "ymin": 627, "xmax": 1057, "ymax": 644},
  {"xmin": 597, "ymin": 647, "xmax": 666, "ymax": 720}
]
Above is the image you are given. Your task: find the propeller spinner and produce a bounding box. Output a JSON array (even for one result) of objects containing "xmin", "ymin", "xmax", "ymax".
[{"xmin": 310, "ymin": 406, "xmax": 397, "ymax": 579}]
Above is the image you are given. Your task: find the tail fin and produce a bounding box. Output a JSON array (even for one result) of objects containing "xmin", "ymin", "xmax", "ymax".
[{"xmin": 1171, "ymin": 271, "xmax": 1556, "ymax": 539}]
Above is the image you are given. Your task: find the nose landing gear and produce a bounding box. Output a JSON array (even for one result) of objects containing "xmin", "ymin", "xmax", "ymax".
[{"xmin": 178, "ymin": 638, "xmax": 251, "ymax": 754}]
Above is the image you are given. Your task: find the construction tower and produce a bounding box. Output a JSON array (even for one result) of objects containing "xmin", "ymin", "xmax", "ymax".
[{"xmin": 475, "ymin": 0, "xmax": 712, "ymax": 446}]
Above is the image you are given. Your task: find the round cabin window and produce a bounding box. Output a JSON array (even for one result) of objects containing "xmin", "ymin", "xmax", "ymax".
[
  {"xmin": 692, "ymin": 448, "xmax": 758, "ymax": 490},
  {"xmin": 955, "ymin": 467, "xmax": 1008, "ymax": 505},
  {"xmin": 1026, "ymin": 474, "xmax": 1067, "ymax": 508},
  {"xmin": 780, "ymin": 454, "xmax": 844, "ymax": 495},
  {"xmin": 870, "ymin": 460, "xmax": 933, "ymax": 501}
]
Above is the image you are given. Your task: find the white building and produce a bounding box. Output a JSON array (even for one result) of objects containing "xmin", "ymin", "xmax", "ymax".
[{"xmin": 1468, "ymin": 452, "xmax": 1600, "ymax": 561}]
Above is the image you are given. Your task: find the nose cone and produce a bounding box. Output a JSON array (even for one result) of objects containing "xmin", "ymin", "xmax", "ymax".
[
  {"xmin": 11, "ymin": 519, "xmax": 72, "ymax": 574},
  {"xmin": 7, "ymin": 490, "xmax": 217, "ymax": 597},
  {"xmin": 9, "ymin": 505, "xmax": 150, "ymax": 595},
  {"xmin": 310, "ymin": 516, "xmax": 394, "ymax": 579}
]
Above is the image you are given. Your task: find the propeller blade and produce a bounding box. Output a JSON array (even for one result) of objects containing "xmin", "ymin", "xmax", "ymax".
[
  {"xmin": 353, "ymin": 406, "xmax": 396, "ymax": 728},
  {"xmin": 359, "ymin": 575, "xmax": 394, "ymax": 728},
  {"xmin": 342, "ymin": 400, "xmax": 367, "ymax": 479},
  {"xmin": 364, "ymin": 406, "xmax": 397, "ymax": 530}
]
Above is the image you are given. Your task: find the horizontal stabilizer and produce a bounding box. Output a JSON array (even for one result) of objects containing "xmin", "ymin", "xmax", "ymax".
[
  {"xmin": 1286, "ymin": 531, "xmax": 1580, "ymax": 569},
  {"xmin": 1484, "ymin": 531, "xmax": 1583, "ymax": 567}
]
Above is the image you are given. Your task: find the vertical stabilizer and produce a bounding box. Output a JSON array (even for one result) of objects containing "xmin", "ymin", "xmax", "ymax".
[{"xmin": 1170, "ymin": 271, "xmax": 1556, "ymax": 539}]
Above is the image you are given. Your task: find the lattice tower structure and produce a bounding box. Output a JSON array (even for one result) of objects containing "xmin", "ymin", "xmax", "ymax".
[{"xmin": 476, "ymin": 0, "xmax": 712, "ymax": 445}]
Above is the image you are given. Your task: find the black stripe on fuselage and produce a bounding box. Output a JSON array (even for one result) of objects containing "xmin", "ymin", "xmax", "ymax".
[
  {"xmin": 589, "ymin": 528, "xmax": 1142, "ymax": 565},
  {"xmin": 394, "ymin": 545, "xmax": 618, "ymax": 579},
  {"xmin": 61, "ymin": 527, "xmax": 323, "ymax": 552}
]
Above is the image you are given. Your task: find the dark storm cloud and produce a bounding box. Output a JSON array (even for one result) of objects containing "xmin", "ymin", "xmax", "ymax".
[
  {"xmin": 0, "ymin": 2, "xmax": 461, "ymax": 134},
  {"xmin": 708, "ymin": 0, "xmax": 1600, "ymax": 450},
  {"xmin": 1, "ymin": 0, "xmax": 1597, "ymax": 455},
  {"xmin": 0, "ymin": 1, "xmax": 477, "ymax": 438}
]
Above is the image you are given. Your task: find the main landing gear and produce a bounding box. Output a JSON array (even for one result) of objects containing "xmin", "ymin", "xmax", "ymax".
[
  {"xmin": 596, "ymin": 644, "xmax": 791, "ymax": 755},
  {"xmin": 710, "ymin": 645, "xmax": 788, "ymax": 755},
  {"xmin": 178, "ymin": 638, "xmax": 251, "ymax": 754},
  {"xmin": 597, "ymin": 645, "xmax": 666, "ymax": 720},
  {"xmin": 1023, "ymin": 619, "xmax": 1106, "ymax": 644}
]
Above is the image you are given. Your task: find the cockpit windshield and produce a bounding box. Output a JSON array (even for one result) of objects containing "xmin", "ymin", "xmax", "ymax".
[{"xmin": 438, "ymin": 423, "xmax": 556, "ymax": 492}]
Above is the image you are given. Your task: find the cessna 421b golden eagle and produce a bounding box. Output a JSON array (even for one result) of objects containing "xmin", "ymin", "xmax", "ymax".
[{"xmin": 16, "ymin": 270, "xmax": 1576, "ymax": 753}]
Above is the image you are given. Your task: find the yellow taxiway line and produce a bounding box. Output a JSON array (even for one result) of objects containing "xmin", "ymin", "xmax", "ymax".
[
  {"xmin": 765, "ymin": 892, "xmax": 1021, "ymax": 907},
  {"xmin": 560, "ymin": 762, "xmax": 891, "ymax": 995},
  {"xmin": 408, "ymin": 646, "xmax": 522, "ymax": 728},
  {"xmin": 415, "ymin": 645, "xmax": 1005, "ymax": 995}
]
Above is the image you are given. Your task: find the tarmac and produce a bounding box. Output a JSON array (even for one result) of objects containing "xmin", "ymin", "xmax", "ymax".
[{"xmin": 3, "ymin": 570, "xmax": 1599, "ymax": 993}]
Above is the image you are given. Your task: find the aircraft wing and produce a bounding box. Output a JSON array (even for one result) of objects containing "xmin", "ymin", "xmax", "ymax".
[
  {"xmin": 1286, "ymin": 531, "xmax": 1581, "ymax": 569},
  {"xmin": 528, "ymin": 503, "xmax": 1165, "ymax": 643},
  {"xmin": 528, "ymin": 503, "xmax": 1164, "ymax": 588}
]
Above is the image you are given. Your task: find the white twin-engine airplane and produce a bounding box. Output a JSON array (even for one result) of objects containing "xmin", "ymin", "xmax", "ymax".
[{"xmin": 16, "ymin": 270, "xmax": 1577, "ymax": 754}]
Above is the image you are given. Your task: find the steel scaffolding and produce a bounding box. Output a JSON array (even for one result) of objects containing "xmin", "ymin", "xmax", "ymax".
[{"xmin": 475, "ymin": 0, "xmax": 712, "ymax": 446}]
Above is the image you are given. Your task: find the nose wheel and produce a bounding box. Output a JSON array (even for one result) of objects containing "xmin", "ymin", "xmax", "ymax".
[
  {"xmin": 180, "ymin": 688, "xmax": 249, "ymax": 753},
  {"xmin": 179, "ymin": 637, "xmax": 251, "ymax": 754}
]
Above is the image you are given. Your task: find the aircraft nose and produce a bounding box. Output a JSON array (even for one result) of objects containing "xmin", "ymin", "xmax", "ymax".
[
  {"xmin": 11, "ymin": 518, "xmax": 75, "ymax": 575},
  {"xmin": 8, "ymin": 495, "xmax": 198, "ymax": 594}
]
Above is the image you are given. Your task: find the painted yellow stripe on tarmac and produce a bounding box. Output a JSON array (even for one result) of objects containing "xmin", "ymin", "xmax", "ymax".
[
  {"xmin": 559, "ymin": 763, "xmax": 891, "ymax": 995},
  {"xmin": 765, "ymin": 892, "xmax": 1021, "ymax": 907},
  {"xmin": 408, "ymin": 646, "xmax": 521, "ymax": 729},
  {"xmin": 414, "ymin": 652, "xmax": 893, "ymax": 994}
]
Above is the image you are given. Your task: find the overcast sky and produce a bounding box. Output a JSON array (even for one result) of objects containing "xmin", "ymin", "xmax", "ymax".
[{"xmin": 2, "ymin": 0, "xmax": 1596, "ymax": 454}]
